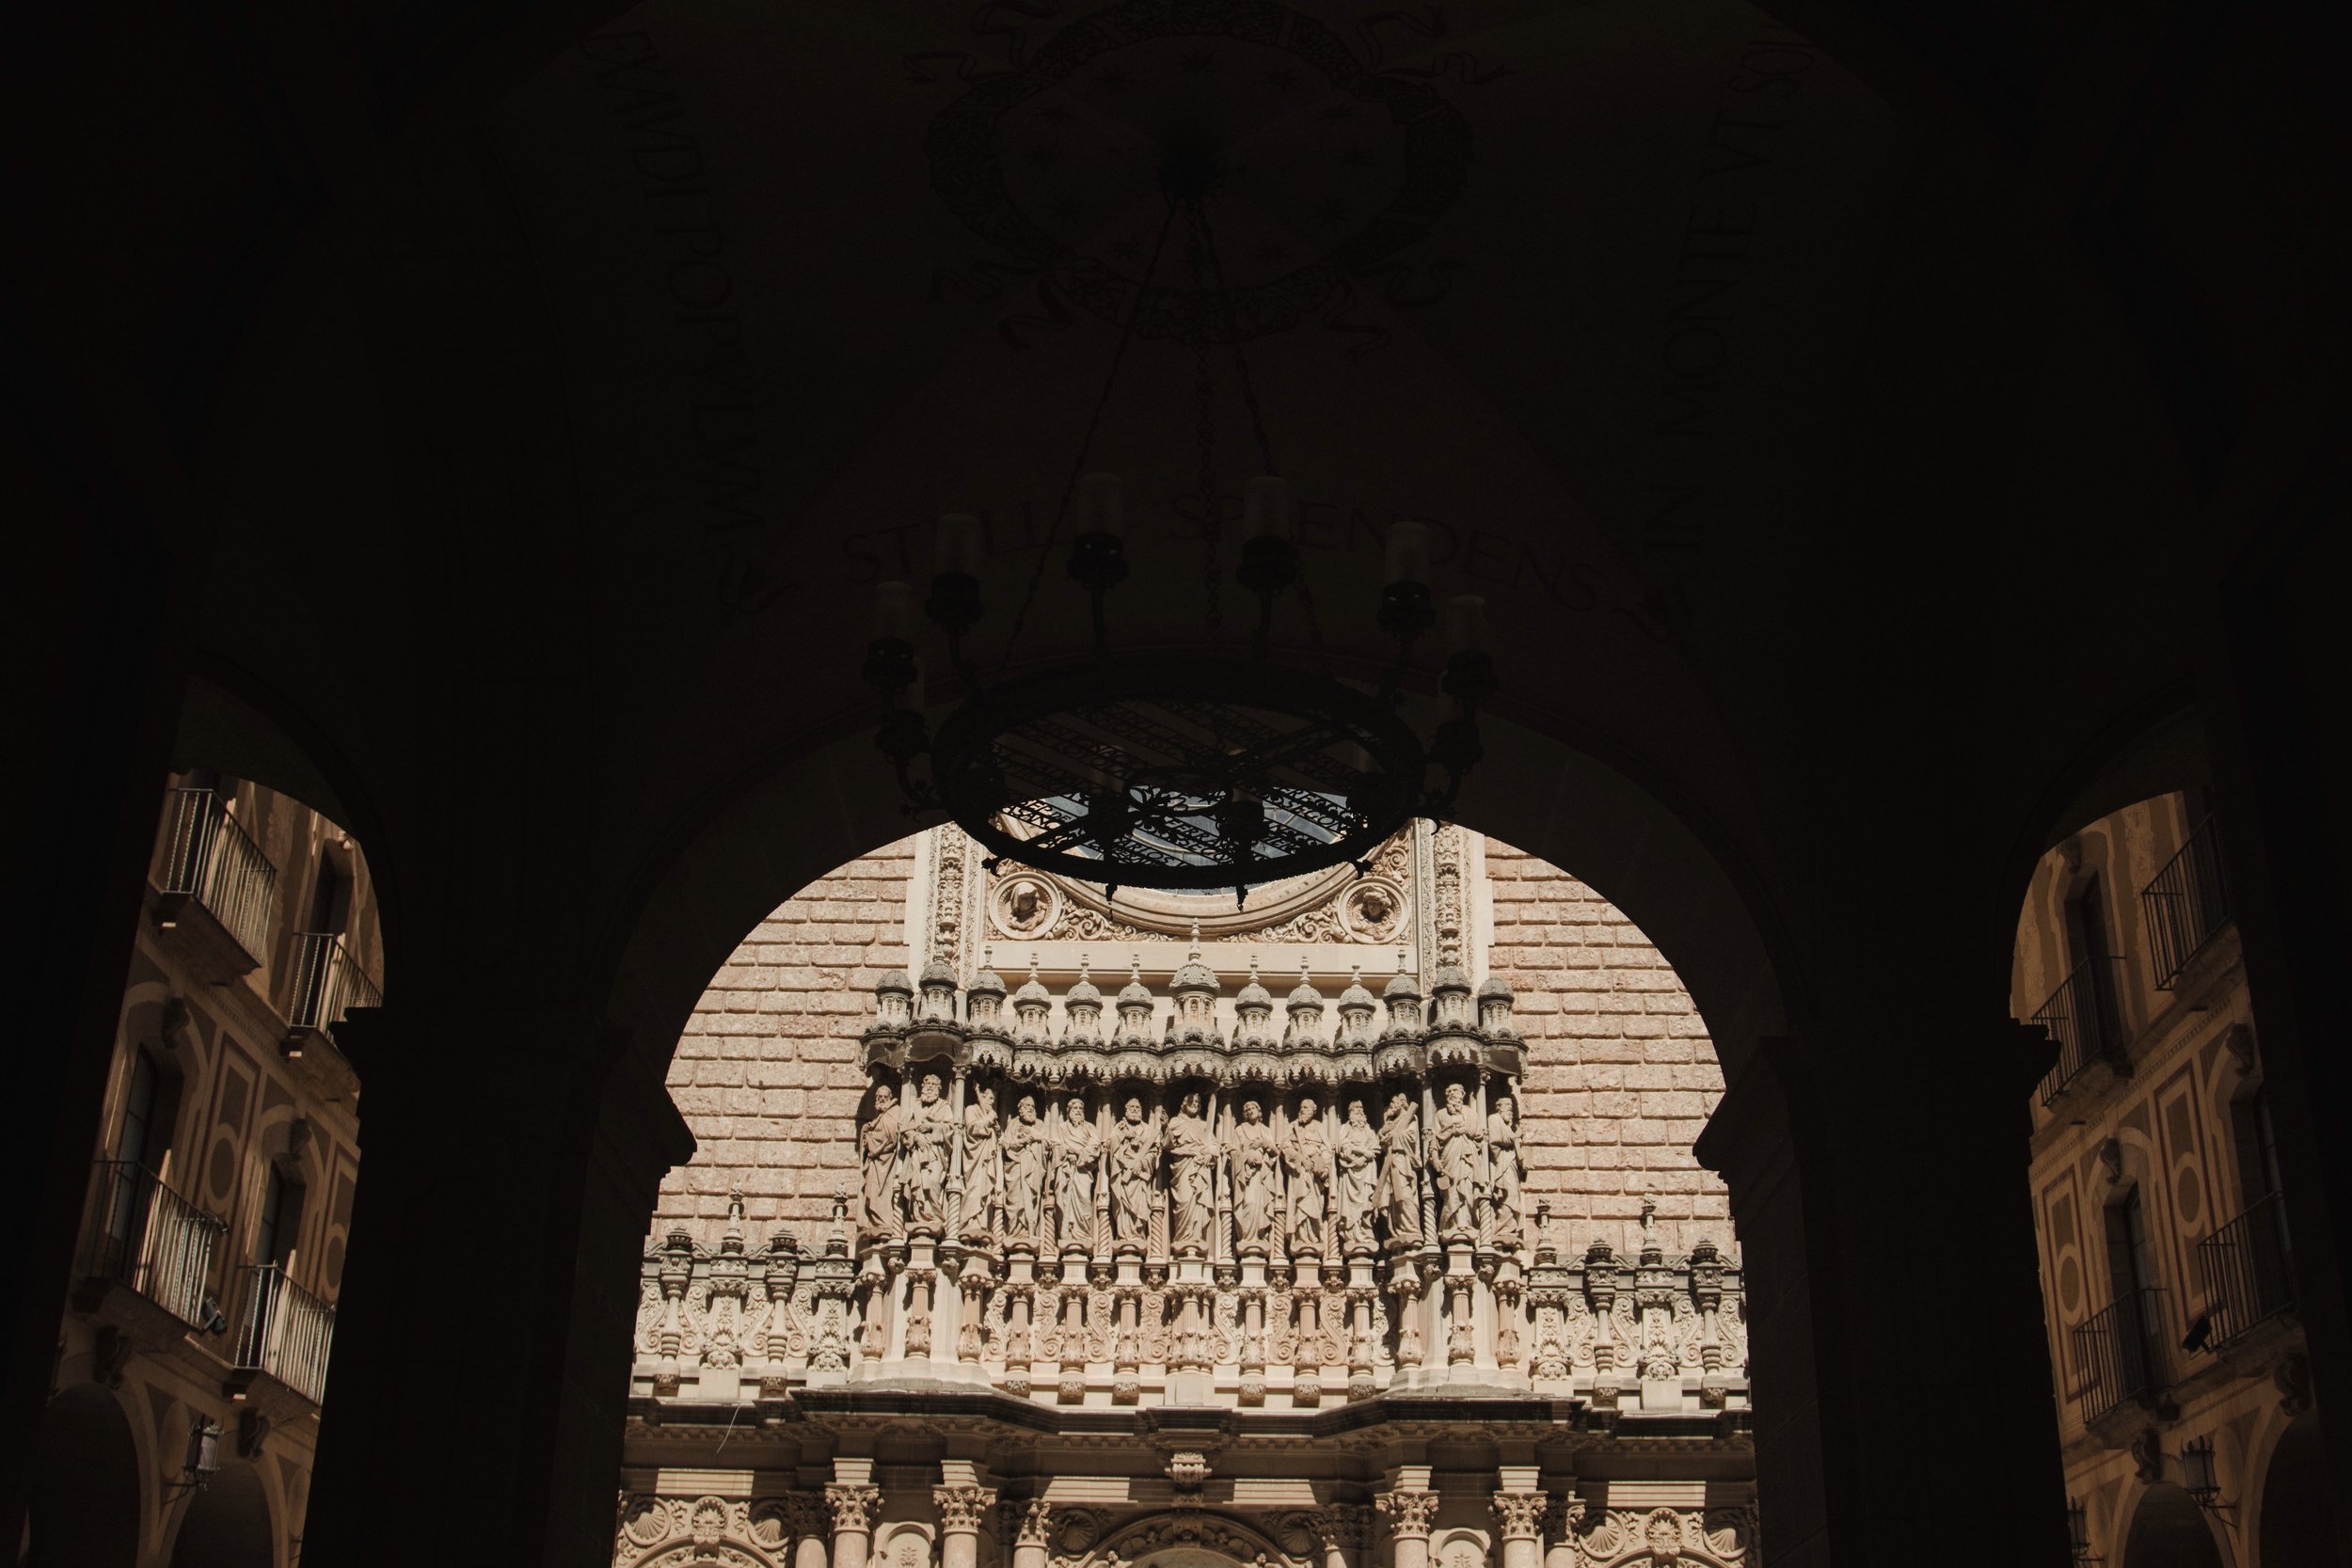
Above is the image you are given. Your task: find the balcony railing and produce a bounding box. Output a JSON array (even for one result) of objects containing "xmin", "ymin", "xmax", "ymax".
[
  {"xmin": 2142, "ymin": 816, "xmax": 2232, "ymax": 990},
  {"xmin": 159, "ymin": 788, "xmax": 278, "ymax": 961},
  {"xmin": 286, "ymin": 931, "xmax": 382, "ymax": 1043},
  {"xmin": 2033, "ymin": 957, "xmax": 2127, "ymax": 1105},
  {"xmin": 2197, "ymin": 1191, "xmax": 2295, "ymax": 1351},
  {"xmin": 2073, "ymin": 1286, "xmax": 2169, "ymax": 1424},
  {"xmin": 87, "ymin": 1161, "xmax": 226, "ymax": 1329},
  {"xmin": 231, "ymin": 1263, "xmax": 336, "ymax": 1403}
]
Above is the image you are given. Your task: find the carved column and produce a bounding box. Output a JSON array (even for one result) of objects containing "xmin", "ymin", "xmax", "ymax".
[
  {"xmin": 783, "ymin": 1494, "xmax": 832, "ymax": 1568},
  {"xmin": 1010, "ymin": 1500, "xmax": 1056, "ymax": 1568},
  {"xmin": 905, "ymin": 1261, "xmax": 937, "ymax": 1359},
  {"xmin": 1490, "ymin": 1493, "xmax": 1549, "ymax": 1568},
  {"xmin": 1001, "ymin": 1279, "xmax": 1034, "ymax": 1396},
  {"xmin": 825, "ymin": 1484, "xmax": 882, "ymax": 1568},
  {"xmin": 1375, "ymin": 1488, "xmax": 1440, "ymax": 1568},
  {"xmin": 934, "ymin": 1483, "xmax": 999, "ymax": 1568}
]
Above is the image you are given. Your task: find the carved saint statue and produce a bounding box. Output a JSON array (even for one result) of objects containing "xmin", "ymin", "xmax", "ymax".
[
  {"xmin": 1053, "ymin": 1098, "xmax": 1101, "ymax": 1252},
  {"xmin": 1430, "ymin": 1082, "xmax": 1482, "ymax": 1240},
  {"xmin": 859, "ymin": 1083, "xmax": 902, "ymax": 1238},
  {"xmin": 1164, "ymin": 1091, "xmax": 1216, "ymax": 1255},
  {"xmin": 1333, "ymin": 1098, "xmax": 1380, "ymax": 1252},
  {"xmin": 1229, "ymin": 1099, "xmax": 1281, "ymax": 1254},
  {"xmin": 1484, "ymin": 1093, "xmax": 1524, "ymax": 1248},
  {"xmin": 1285, "ymin": 1097, "xmax": 1333, "ymax": 1255},
  {"xmin": 899, "ymin": 1070, "xmax": 956, "ymax": 1230},
  {"xmin": 959, "ymin": 1084, "xmax": 1001, "ymax": 1242},
  {"xmin": 1375, "ymin": 1091, "xmax": 1422, "ymax": 1246},
  {"xmin": 1108, "ymin": 1097, "xmax": 1158, "ymax": 1246},
  {"xmin": 1000, "ymin": 1093, "xmax": 1049, "ymax": 1243}
]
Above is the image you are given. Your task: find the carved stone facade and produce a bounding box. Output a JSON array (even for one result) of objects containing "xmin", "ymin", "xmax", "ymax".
[
  {"xmin": 2015, "ymin": 793, "xmax": 2324, "ymax": 1564},
  {"xmin": 624, "ymin": 827, "xmax": 1752, "ymax": 1568},
  {"xmin": 40, "ymin": 775, "xmax": 382, "ymax": 1564}
]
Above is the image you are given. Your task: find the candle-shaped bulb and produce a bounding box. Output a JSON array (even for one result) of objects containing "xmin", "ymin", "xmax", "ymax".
[
  {"xmin": 1244, "ymin": 475, "xmax": 1293, "ymax": 540},
  {"xmin": 872, "ymin": 580, "xmax": 916, "ymax": 641},
  {"xmin": 1385, "ymin": 519, "xmax": 1432, "ymax": 583},
  {"xmin": 1444, "ymin": 594, "xmax": 1490, "ymax": 655},
  {"xmin": 1075, "ymin": 472, "xmax": 1125, "ymax": 538},
  {"xmin": 934, "ymin": 513, "xmax": 985, "ymax": 579}
]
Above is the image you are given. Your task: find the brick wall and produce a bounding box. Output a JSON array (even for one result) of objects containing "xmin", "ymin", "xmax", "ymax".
[
  {"xmin": 651, "ymin": 833, "xmax": 1733, "ymax": 1257},
  {"xmin": 1484, "ymin": 839, "xmax": 1732, "ymax": 1256},
  {"xmin": 655, "ymin": 836, "xmax": 916, "ymax": 1227}
]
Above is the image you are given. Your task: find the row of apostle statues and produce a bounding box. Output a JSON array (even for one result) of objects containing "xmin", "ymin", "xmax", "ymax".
[{"xmin": 859, "ymin": 1070, "xmax": 1526, "ymax": 1259}]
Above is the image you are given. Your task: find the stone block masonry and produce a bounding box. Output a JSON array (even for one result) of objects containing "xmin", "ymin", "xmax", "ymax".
[
  {"xmin": 1481, "ymin": 839, "xmax": 1731, "ymax": 1254},
  {"xmin": 656, "ymin": 835, "xmax": 915, "ymax": 1227},
  {"xmin": 651, "ymin": 832, "xmax": 1731, "ymax": 1257}
]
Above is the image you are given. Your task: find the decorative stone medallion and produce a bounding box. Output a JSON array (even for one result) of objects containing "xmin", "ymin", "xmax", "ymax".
[{"xmin": 925, "ymin": 0, "xmax": 1475, "ymax": 344}]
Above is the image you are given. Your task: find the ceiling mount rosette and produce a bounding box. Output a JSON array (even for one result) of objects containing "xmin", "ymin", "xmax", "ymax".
[{"xmin": 931, "ymin": 655, "xmax": 1422, "ymax": 895}]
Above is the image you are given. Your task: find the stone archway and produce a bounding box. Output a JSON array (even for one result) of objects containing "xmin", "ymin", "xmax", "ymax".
[
  {"xmin": 2122, "ymin": 1484, "xmax": 2226, "ymax": 1568},
  {"xmin": 24, "ymin": 1385, "xmax": 141, "ymax": 1568},
  {"xmin": 2256, "ymin": 1413, "xmax": 2336, "ymax": 1568},
  {"xmin": 169, "ymin": 1461, "xmax": 274, "ymax": 1568}
]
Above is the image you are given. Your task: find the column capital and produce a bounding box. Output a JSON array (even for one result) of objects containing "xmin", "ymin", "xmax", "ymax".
[
  {"xmin": 1012, "ymin": 1499, "xmax": 1057, "ymax": 1549},
  {"xmin": 826, "ymin": 1483, "xmax": 882, "ymax": 1535},
  {"xmin": 780, "ymin": 1492, "xmax": 830, "ymax": 1540},
  {"xmin": 1489, "ymin": 1492, "xmax": 1549, "ymax": 1543},
  {"xmin": 934, "ymin": 1485, "xmax": 999, "ymax": 1535},
  {"xmin": 1309, "ymin": 1503, "xmax": 1372, "ymax": 1552},
  {"xmin": 1374, "ymin": 1490, "xmax": 1441, "ymax": 1540}
]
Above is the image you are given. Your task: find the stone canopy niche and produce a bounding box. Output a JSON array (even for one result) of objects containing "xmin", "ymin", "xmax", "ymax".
[{"xmin": 631, "ymin": 824, "xmax": 1750, "ymax": 1415}]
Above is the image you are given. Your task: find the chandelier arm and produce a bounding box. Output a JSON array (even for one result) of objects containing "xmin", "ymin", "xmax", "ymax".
[{"xmin": 992, "ymin": 199, "xmax": 1182, "ymax": 683}]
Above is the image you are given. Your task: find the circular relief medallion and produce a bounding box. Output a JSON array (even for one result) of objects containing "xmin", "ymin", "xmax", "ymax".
[
  {"xmin": 2058, "ymin": 1256, "xmax": 2081, "ymax": 1313},
  {"xmin": 926, "ymin": 0, "xmax": 1473, "ymax": 343},
  {"xmin": 992, "ymin": 873, "xmax": 1063, "ymax": 938},
  {"xmin": 1340, "ymin": 877, "xmax": 1407, "ymax": 942},
  {"xmin": 2176, "ymin": 1167, "xmax": 2203, "ymax": 1226}
]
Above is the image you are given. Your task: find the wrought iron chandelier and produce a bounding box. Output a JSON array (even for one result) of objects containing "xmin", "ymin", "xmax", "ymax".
[{"xmin": 860, "ymin": 151, "xmax": 1496, "ymax": 902}]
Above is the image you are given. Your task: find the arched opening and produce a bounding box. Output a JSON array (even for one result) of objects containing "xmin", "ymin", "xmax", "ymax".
[
  {"xmin": 169, "ymin": 1461, "xmax": 274, "ymax": 1568},
  {"xmin": 24, "ymin": 1384, "xmax": 141, "ymax": 1568},
  {"xmin": 602, "ymin": 814, "xmax": 1762, "ymax": 1559},
  {"xmin": 40, "ymin": 729, "xmax": 383, "ymax": 1568},
  {"xmin": 2257, "ymin": 1413, "xmax": 2336, "ymax": 1568},
  {"xmin": 2122, "ymin": 1483, "xmax": 2225, "ymax": 1568},
  {"xmin": 2010, "ymin": 784, "xmax": 2304, "ymax": 1560}
]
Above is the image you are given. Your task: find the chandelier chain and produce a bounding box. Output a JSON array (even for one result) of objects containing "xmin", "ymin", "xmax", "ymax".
[
  {"xmin": 994, "ymin": 200, "xmax": 1183, "ymax": 682},
  {"xmin": 1191, "ymin": 190, "xmax": 1312, "ymax": 652},
  {"xmin": 1183, "ymin": 199, "xmax": 1223, "ymax": 635},
  {"xmin": 1192, "ymin": 191, "xmax": 1279, "ymax": 480}
]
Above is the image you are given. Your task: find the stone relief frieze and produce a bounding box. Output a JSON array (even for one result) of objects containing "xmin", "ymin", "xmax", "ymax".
[
  {"xmin": 1571, "ymin": 1508, "xmax": 1752, "ymax": 1567},
  {"xmin": 614, "ymin": 1495, "xmax": 790, "ymax": 1568},
  {"xmin": 982, "ymin": 830, "xmax": 1415, "ymax": 946}
]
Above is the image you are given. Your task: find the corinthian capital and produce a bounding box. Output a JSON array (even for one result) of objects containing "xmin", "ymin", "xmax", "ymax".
[
  {"xmin": 780, "ymin": 1492, "xmax": 830, "ymax": 1541},
  {"xmin": 826, "ymin": 1483, "xmax": 882, "ymax": 1535},
  {"xmin": 1310, "ymin": 1504, "xmax": 1372, "ymax": 1553},
  {"xmin": 934, "ymin": 1484, "xmax": 1000, "ymax": 1534},
  {"xmin": 1374, "ymin": 1489, "xmax": 1441, "ymax": 1540},
  {"xmin": 1490, "ymin": 1492, "xmax": 1549, "ymax": 1542},
  {"xmin": 1014, "ymin": 1499, "xmax": 1057, "ymax": 1549}
]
